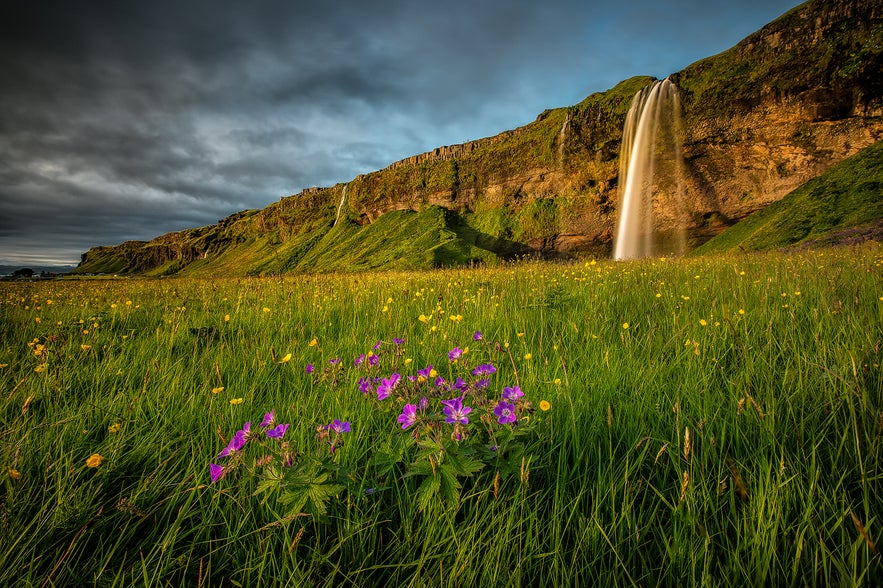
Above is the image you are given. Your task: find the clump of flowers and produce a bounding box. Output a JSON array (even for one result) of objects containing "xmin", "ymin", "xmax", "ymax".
[
  {"xmin": 209, "ymin": 410, "xmax": 349, "ymax": 518},
  {"xmin": 208, "ymin": 332, "xmax": 548, "ymax": 517}
]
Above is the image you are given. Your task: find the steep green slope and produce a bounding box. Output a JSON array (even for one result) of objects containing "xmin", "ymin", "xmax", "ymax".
[{"xmin": 692, "ymin": 140, "xmax": 883, "ymax": 254}]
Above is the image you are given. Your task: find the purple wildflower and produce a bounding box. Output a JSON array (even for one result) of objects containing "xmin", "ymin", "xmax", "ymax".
[
  {"xmin": 473, "ymin": 331, "xmax": 483, "ymax": 341},
  {"xmin": 448, "ymin": 347, "xmax": 463, "ymax": 361},
  {"xmin": 354, "ymin": 354, "xmax": 366, "ymax": 367},
  {"xmin": 358, "ymin": 377, "xmax": 374, "ymax": 396},
  {"xmin": 372, "ymin": 340, "xmax": 383, "ymax": 350},
  {"xmin": 260, "ymin": 410, "xmax": 276, "ymax": 428},
  {"xmin": 209, "ymin": 463, "xmax": 224, "ymax": 483},
  {"xmin": 327, "ymin": 419, "xmax": 351, "ymax": 434},
  {"xmin": 397, "ymin": 404, "xmax": 418, "ymax": 430},
  {"xmin": 472, "ymin": 363, "xmax": 496, "ymax": 376},
  {"xmin": 503, "ymin": 386, "xmax": 523, "ymax": 402},
  {"xmin": 376, "ymin": 373, "xmax": 401, "ymax": 401},
  {"xmin": 266, "ymin": 423, "xmax": 290, "ymax": 439},
  {"xmin": 419, "ymin": 396, "xmax": 429, "ymax": 410},
  {"xmin": 305, "ymin": 363, "xmax": 314, "ymax": 374},
  {"xmin": 392, "ymin": 337, "xmax": 405, "ymax": 345},
  {"xmin": 434, "ymin": 376, "xmax": 446, "ymax": 388},
  {"xmin": 453, "ymin": 377, "xmax": 469, "ymax": 392},
  {"xmin": 494, "ymin": 401, "xmax": 517, "ymax": 425},
  {"xmin": 329, "ymin": 358, "xmax": 341, "ymax": 365},
  {"xmin": 416, "ymin": 365, "xmax": 434, "ymax": 380},
  {"xmin": 368, "ymin": 354, "xmax": 380, "ymax": 366},
  {"xmin": 474, "ymin": 378, "xmax": 490, "ymax": 390},
  {"xmin": 442, "ymin": 397, "xmax": 471, "ymax": 425}
]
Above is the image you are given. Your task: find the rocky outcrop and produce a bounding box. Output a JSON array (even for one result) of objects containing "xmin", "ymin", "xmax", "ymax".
[{"xmin": 76, "ymin": 0, "xmax": 883, "ymax": 275}]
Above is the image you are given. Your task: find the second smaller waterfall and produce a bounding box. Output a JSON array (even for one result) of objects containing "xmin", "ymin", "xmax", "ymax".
[{"xmin": 333, "ymin": 184, "xmax": 347, "ymax": 227}]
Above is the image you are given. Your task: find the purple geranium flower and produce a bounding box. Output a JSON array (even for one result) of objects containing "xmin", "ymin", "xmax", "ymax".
[
  {"xmin": 260, "ymin": 410, "xmax": 276, "ymax": 428},
  {"xmin": 209, "ymin": 463, "xmax": 224, "ymax": 483},
  {"xmin": 369, "ymin": 354, "xmax": 380, "ymax": 366},
  {"xmin": 442, "ymin": 397, "xmax": 471, "ymax": 425},
  {"xmin": 474, "ymin": 378, "xmax": 490, "ymax": 390},
  {"xmin": 376, "ymin": 373, "xmax": 401, "ymax": 400},
  {"xmin": 392, "ymin": 337, "xmax": 405, "ymax": 345},
  {"xmin": 372, "ymin": 340, "xmax": 383, "ymax": 350},
  {"xmin": 218, "ymin": 422, "xmax": 251, "ymax": 457},
  {"xmin": 354, "ymin": 354, "xmax": 366, "ymax": 367},
  {"xmin": 448, "ymin": 347, "xmax": 463, "ymax": 361},
  {"xmin": 329, "ymin": 358, "xmax": 341, "ymax": 365},
  {"xmin": 266, "ymin": 423, "xmax": 290, "ymax": 439},
  {"xmin": 473, "ymin": 331, "xmax": 483, "ymax": 341},
  {"xmin": 503, "ymin": 386, "xmax": 523, "ymax": 402},
  {"xmin": 494, "ymin": 400, "xmax": 517, "ymax": 425},
  {"xmin": 416, "ymin": 365, "xmax": 434, "ymax": 380},
  {"xmin": 472, "ymin": 363, "xmax": 496, "ymax": 376},
  {"xmin": 453, "ymin": 377, "xmax": 469, "ymax": 392},
  {"xmin": 305, "ymin": 363, "xmax": 314, "ymax": 374},
  {"xmin": 358, "ymin": 377, "xmax": 374, "ymax": 396},
  {"xmin": 327, "ymin": 419, "xmax": 351, "ymax": 434},
  {"xmin": 397, "ymin": 404, "xmax": 418, "ymax": 430},
  {"xmin": 434, "ymin": 376, "xmax": 446, "ymax": 388}
]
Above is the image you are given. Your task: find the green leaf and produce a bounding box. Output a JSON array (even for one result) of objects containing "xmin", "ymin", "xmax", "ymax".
[{"xmin": 416, "ymin": 474, "xmax": 441, "ymax": 513}]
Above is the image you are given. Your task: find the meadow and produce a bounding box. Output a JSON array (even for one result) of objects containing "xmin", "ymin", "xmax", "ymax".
[{"xmin": 1, "ymin": 245, "xmax": 881, "ymax": 587}]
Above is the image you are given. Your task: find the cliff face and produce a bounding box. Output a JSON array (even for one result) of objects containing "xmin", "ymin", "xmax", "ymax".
[{"xmin": 76, "ymin": 0, "xmax": 883, "ymax": 276}]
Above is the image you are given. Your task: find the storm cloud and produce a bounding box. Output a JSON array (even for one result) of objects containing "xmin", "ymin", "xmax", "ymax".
[{"xmin": 0, "ymin": 0, "xmax": 802, "ymax": 265}]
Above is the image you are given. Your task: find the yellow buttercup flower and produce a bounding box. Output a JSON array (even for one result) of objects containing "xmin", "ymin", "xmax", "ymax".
[
  {"xmin": 279, "ymin": 353, "xmax": 292, "ymax": 363},
  {"xmin": 86, "ymin": 454, "xmax": 104, "ymax": 468},
  {"xmin": 9, "ymin": 469, "xmax": 21, "ymax": 480},
  {"xmin": 212, "ymin": 386, "xmax": 225, "ymax": 394},
  {"xmin": 622, "ymin": 323, "xmax": 630, "ymax": 330},
  {"xmin": 309, "ymin": 338, "xmax": 319, "ymax": 347},
  {"xmin": 539, "ymin": 400, "xmax": 551, "ymax": 411},
  {"xmin": 229, "ymin": 398, "xmax": 243, "ymax": 405},
  {"xmin": 107, "ymin": 423, "xmax": 121, "ymax": 433},
  {"xmin": 523, "ymin": 353, "xmax": 532, "ymax": 361}
]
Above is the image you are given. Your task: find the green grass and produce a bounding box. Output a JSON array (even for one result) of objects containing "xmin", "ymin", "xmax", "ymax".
[
  {"xmin": 694, "ymin": 140, "xmax": 883, "ymax": 255},
  {"xmin": 2, "ymin": 245, "xmax": 882, "ymax": 586}
]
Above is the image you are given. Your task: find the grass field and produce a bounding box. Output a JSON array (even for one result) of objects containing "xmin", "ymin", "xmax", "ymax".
[{"xmin": 1, "ymin": 245, "xmax": 882, "ymax": 586}]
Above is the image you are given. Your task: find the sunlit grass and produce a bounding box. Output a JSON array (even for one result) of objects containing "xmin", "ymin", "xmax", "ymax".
[{"xmin": 1, "ymin": 245, "xmax": 881, "ymax": 586}]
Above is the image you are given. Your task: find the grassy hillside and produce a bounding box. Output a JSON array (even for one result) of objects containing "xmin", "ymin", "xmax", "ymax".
[{"xmin": 693, "ymin": 140, "xmax": 883, "ymax": 254}]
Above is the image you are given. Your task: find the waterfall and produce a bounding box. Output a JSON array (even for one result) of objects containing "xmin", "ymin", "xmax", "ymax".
[
  {"xmin": 558, "ymin": 113, "xmax": 570, "ymax": 169},
  {"xmin": 613, "ymin": 78, "xmax": 685, "ymax": 260},
  {"xmin": 333, "ymin": 184, "xmax": 347, "ymax": 227}
]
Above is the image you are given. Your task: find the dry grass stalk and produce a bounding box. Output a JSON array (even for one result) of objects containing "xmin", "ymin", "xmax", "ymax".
[
  {"xmin": 288, "ymin": 526, "xmax": 305, "ymax": 554},
  {"xmin": 726, "ymin": 457, "xmax": 749, "ymax": 502},
  {"xmin": 850, "ymin": 512, "xmax": 878, "ymax": 554},
  {"xmin": 683, "ymin": 427, "xmax": 691, "ymax": 463},
  {"xmin": 634, "ymin": 435, "xmax": 650, "ymax": 451},
  {"xmin": 680, "ymin": 471, "xmax": 689, "ymax": 503},
  {"xmin": 654, "ymin": 442, "xmax": 669, "ymax": 465},
  {"xmin": 493, "ymin": 470, "xmax": 500, "ymax": 500}
]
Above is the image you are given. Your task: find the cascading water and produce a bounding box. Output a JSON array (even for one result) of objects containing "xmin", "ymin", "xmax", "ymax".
[
  {"xmin": 333, "ymin": 184, "xmax": 347, "ymax": 227},
  {"xmin": 558, "ymin": 113, "xmax": 570, "ymax": 169},
  {"xmin": 613, "ymin": 78, "xmax": 685, "ymax": 260}
]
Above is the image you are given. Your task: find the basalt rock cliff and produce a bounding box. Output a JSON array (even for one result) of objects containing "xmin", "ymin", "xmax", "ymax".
[{"xmin": 76, "ymin": 0, "xmax": 883, "ymax": 276}]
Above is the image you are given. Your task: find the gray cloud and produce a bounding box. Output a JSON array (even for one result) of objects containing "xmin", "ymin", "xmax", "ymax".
[{"xmin": 0, "ymin": 0, "xmax": 802, "ymax": 266}]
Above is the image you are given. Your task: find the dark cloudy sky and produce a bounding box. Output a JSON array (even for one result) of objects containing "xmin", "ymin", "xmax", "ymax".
[{"xmin": 0, "ymin": 0, "xmax": 803, "ymax": 267}]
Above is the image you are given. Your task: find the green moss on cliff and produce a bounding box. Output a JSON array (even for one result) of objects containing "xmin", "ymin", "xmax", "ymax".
[{"xmin": 693, "ymin": 140, "xmax": 883, "ymax": 254}]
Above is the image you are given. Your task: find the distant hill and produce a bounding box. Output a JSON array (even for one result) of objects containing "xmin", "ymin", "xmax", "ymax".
[
  {"xmin": 692, "ymin": 140, "xmax": 883, "ymax": 254},
  {"xmin": 75, "ymin": 0, "xmax": 883, "ymax": 276},
  {"xmin": 0, "ymin": 265, "xmax": 75, "ymax": 277}
]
